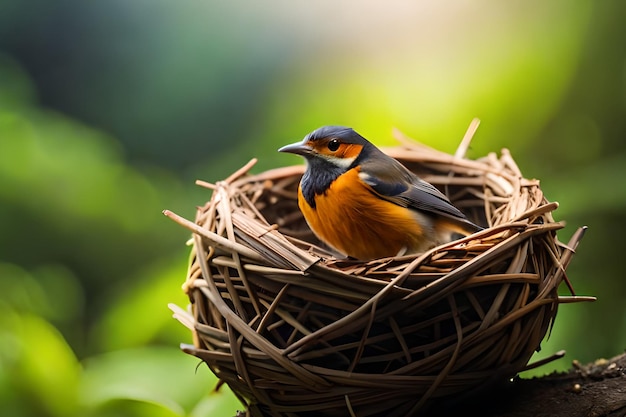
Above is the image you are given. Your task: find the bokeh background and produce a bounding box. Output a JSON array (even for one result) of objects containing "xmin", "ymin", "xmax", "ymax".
[{"xmin": 1, "ymin": 1, "xmax": 625, "ymax": 416}]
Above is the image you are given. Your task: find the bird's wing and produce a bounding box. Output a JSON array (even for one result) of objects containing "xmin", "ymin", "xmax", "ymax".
[{"xmin": 358, "ymin": 157, "xmax": 477, "ymax": 226}]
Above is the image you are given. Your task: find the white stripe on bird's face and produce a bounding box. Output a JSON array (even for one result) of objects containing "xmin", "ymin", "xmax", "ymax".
[{"xmin": 319, "ymin": 154, "xmax": 356, "ymax": 170}]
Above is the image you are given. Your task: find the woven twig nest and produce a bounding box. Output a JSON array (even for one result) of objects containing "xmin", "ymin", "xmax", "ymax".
[{"xmin": 166, "ymin": 125, "xmax": 592, "ymax": 417}]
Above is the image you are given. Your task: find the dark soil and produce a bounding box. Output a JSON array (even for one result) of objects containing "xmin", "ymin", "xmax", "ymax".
[{"xmin": 441, "ymin": 352, "xmax": 626, "ymax": 417}]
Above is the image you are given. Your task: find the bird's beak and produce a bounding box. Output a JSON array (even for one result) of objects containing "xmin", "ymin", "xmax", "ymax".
[{"xmin": 278, "ymin": 141, "xmax": 313, "ymax": 156}]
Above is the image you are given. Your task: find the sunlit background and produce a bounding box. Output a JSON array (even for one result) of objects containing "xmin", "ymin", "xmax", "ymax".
[{"xmin": 1, "ymin": 1, "xmax": 625, "ymax": 416}]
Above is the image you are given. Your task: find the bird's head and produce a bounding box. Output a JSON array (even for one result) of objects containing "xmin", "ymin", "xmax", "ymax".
[{"xmin": 279, "ymin": 126, "xmax": 372, "ymax": 169}]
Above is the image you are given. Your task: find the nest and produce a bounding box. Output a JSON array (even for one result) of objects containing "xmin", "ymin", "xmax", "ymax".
[{"xmin": 166, "ymin": 124, "xmax": 593, "ymax": 417}]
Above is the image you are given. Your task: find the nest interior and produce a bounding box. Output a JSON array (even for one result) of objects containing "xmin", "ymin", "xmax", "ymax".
[{"xmin": 167, "ymin": 131, "xmax": 591, "ymax": 417}]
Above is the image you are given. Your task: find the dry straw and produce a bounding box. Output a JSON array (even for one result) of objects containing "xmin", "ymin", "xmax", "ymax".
[{"xmin": 166, "ymin": 120, "xmax": 594, "ymax": 417}]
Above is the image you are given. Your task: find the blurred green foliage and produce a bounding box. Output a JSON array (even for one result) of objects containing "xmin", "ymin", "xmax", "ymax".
[{"xmin": 0, "ymin": 1, "xmax": 625, "ymax": 416}]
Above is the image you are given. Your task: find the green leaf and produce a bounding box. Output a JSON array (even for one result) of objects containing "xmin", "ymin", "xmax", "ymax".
[
  {"xmin": 89, "ymin": 254, "xmax": 192, "ymax": 351},
  {"xmin": 0, "ymin": 310, "xmax": 82, "ymax": 417},
  {"xmin": 80, "ymin": 346, "xmax": 234, "ymax": 415},
  {"xmin": 86, "ymin": 398, "xmax": 184, "ymax": 417}
]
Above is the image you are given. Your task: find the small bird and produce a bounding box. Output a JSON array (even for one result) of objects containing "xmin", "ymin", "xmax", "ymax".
[{"xmin": 278, "ymin": 126, "xmax": 483, "ymax": 260}]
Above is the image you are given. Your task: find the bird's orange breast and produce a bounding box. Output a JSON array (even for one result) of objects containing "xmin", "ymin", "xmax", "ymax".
[{"xmin": 298, "ymin": 167, "xmax": 432, "ymax": 260}]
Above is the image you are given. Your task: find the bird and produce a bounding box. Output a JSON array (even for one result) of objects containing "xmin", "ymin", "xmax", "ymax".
[{"xmin": 278, "ymin": 126, "xmax": 483, "ymax": 260}]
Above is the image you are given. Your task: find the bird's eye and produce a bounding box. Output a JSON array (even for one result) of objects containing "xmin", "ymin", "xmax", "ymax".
[{"xmin": 327, "ymin": 139, "xmax": 340, "ymax": 152}]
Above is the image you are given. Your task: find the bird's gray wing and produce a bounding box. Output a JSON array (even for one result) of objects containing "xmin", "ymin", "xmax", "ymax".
[{"xmin": 358, "ymin": 157, "xmax": 476, "ymax": 225}]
